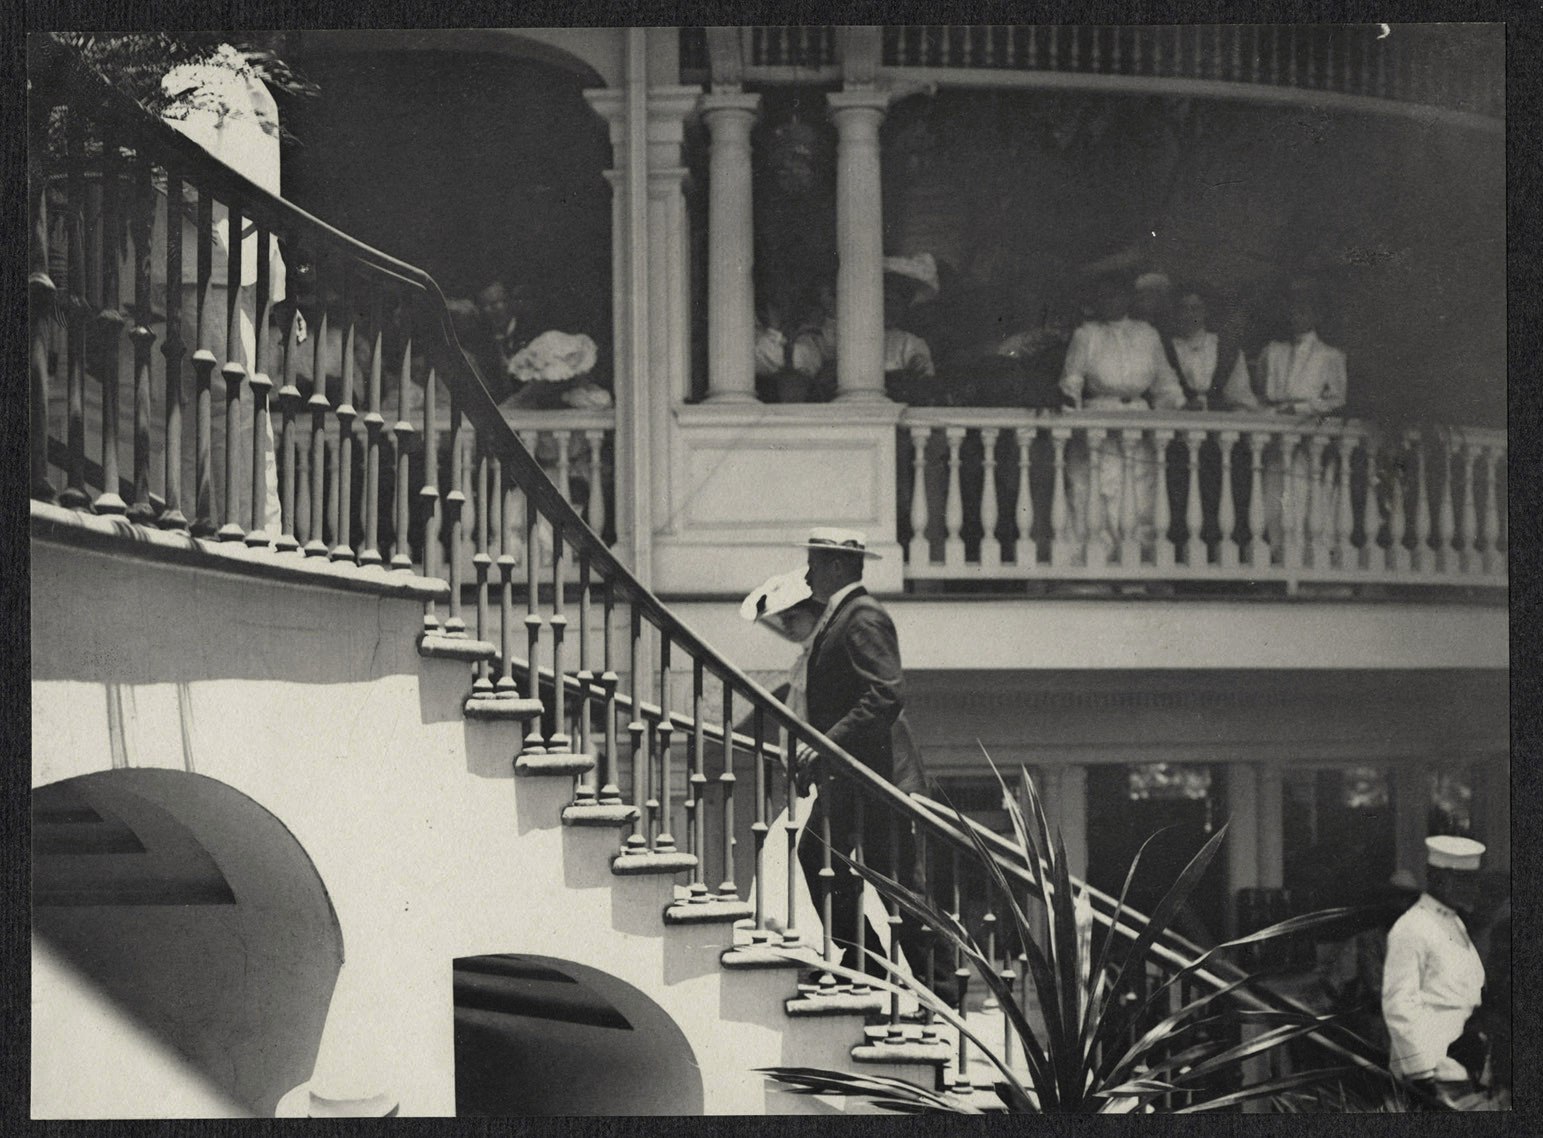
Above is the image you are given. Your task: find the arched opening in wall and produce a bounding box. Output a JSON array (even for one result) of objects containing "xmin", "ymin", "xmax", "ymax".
[
  {"xmin": 453, "ymin": 954, "xmax": 704, "ymax": 1116},
  {"xmin": 31, "ymin": 770, "xmax": 342, "ymax": 1119},
  {"xmin": 279, "ymin": 45, "xmax": 614, "ymax": 393}
]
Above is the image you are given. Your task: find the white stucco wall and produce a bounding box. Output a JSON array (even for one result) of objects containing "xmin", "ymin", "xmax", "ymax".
[{"xmin": 28, "ymin": 538, "xmax": 916, "ymax": 1117}]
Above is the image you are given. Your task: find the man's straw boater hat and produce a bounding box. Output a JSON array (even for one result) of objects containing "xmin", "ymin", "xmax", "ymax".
[
  {"xmin": 1425, "ymin": 834, "xmax": 1485, "ymax": 871},
  {"xmin": 796, "ymin": 527, "xmax": 883, "ymax": 560}
]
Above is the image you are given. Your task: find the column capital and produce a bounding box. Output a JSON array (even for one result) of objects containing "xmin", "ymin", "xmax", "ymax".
[
  {"xmin": 700, "ymin": 90, "xmax": 761, "ymax": 121},
  {"xmin": 582, "ymin": 86, "xmax": 627, "ymax": 126},
  {"xmin": 827, "ymin": 87, "xmax": 892, "ymax": 121}
]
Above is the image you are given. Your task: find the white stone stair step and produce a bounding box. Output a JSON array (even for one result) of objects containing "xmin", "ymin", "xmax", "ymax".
[
  {"xmin": 662, "ymin": 896, "xmax": 756, "ymax": 925},
  {"xmin": 514, "ymin": 751, "xmax": 595, "ymax": 777},
  {"xmin": 464, "ymin": 694, "xmax": 545, "ymax": 722},
  {"xmin": 417, "ymin": 632, "xmax": 497, "ymax": 661},
  {"xmin": 610, "ymin": 848, "xmax": 698, "ymax": 876},
  {"xmin": 559, "ymin": 802, "xmax": 638, "ymax": 827}
]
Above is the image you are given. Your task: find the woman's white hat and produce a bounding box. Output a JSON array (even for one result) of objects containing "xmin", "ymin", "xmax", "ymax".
[
  {"xmin": 794, "ymin": 527, "xmax": 882, "ymax": 560},
  {"xmin": 882, "ymin": 253, "xmax": 940, "ymax": 304},
  {"xmin": 740, "ymin": 569, "xmax": 815, "ymax": 622}
]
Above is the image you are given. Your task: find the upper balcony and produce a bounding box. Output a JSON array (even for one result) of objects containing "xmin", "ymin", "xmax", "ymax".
[{"xmin": 680, "ymin": 24, "xmax": 1503, "ymax": 128}]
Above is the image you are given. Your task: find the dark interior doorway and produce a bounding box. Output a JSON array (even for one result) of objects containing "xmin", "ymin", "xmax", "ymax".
[{"xmin": 1085, "ymin": 762, "xmax": 1229, "ymax": 947}]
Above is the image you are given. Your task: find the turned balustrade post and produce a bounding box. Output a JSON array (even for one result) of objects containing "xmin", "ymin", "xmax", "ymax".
[
  {"xmin": 1334, "ymin": 434, "xmax": 1356, "ymax": 569},
  {"xmin": 572, "ymin": 555, "xmax": 597, "ymax": 804},
  {"xmin": 1388, "ymin": 439, "xmax": 1410, "ymax": 573},
  {"xmin": 1411, "ymin": 433, "xmax": 1432, "ymax": 573},
  {"xmin": 1050, "ymin": 428, "xmax": 1072, "ymax": 567},
  {"xmin": 214, "ymin": 197, "xmax": 245, "ymax": 537},
  {"xmin": 359, "ymin": 296, "xmax": 385, "ymax": 566},
  {"xmin": 686, "ymin": 659, "xmax": 709, "ymax": 902},
  {"xmin": 496, "ymin": 471, "xmax": 520, "ymax": 695},
  {"xmin": 273, "ymin": 305, "xmax": 300, "ymax": 552},
  {"xmin": 1152, "ymin": 427, "xmax": 1175, "ymax": 570},
  {"xmin": 1280, "ymin": 432, "xmax": 1303, "ymax": 572},
  {"xmin": 980, "ymin": 427, "xmax": 1002, "ymax": 569},
  {"xmin": 1217, "ymin": 430, "xmax": 1240, "ymax": 569},
  {"xmin": 1305, "ymin": 434, "xmax": 1332, "ymax": 569},
  {"xmin": 1085, "ymin": 427, "xmax": 1109, "ymax": 570},
  {"xmin": 28, "ymin": 96, "xmax": 56, "ymax": 502},
  {"xmin": 950, "ymin": 846, "xmax": 971, "ymax": 1091},
  {"xmin": 1184, "ymin": 429, "xmax": 1206, "ymax": 568},
  {"xmin": 441, "ymin": 391, "xmax": 467, "ymax": 634},
  {"xmin": 622, "ymin": 608, "xmax": 647, "ymax": 853},
  {"xmin": 523, "ymin": 484, "xmax": 549, "ymax": 757},
  {"xmin": 812, "ymin": 739, "xmax": 834, "ymax": 986},
  {"xmin": 598, "ymin": 582, "xmax": 622, "ymax": 805},
  {"xmin": 717, "ymin": 685, "xmax": 740, "ymax": 902},
  {"xmin": 304, "ymin": 277, "xmax": 331, "ymax": 557},
  {"xmin": 190, "ymin": 190, "xmax": 217, "ymax": 537},
  {"xmin": 1246, "ymin": 430, "xmax": 1268, "ymax": 569},
  {"xmin": 1014, "ymin": 425, "xmax": 1035, "ymax": 568},
  {"xmin": 750, "ymin": 706, "xmax": 770, "ymax": 942},
  {"xmin": 781, "ymin": 725, "xmax": 803, "ymax": 949},
  {"xmin": 584, "ymin": 428, "xmax": 607, "ymax": 539},
  {"xmin": 1119, "ymin": 428, "xmax": 1141, "ymax": 567},
  {"xmin": 294, "ymin": 435, "xmax": 312, "ymax": 542},
  {"xmin": 847, "ymin": 795, "xmax": 869, "ymax": 994},
  {"xmin": 907, "ymin": 427, "xmax": 929, "ymax": 565},
  {"xmin": 944, "ymin": 427, "xmax": 966, "ymax": 567},
  {"xmin": 126, "ymin": 160, "xmax": 157, "ymax": 523},
  {"xmin": 1359, "ymin": 434, "xmax": 1380, "ymax": 571},
  {"xmin": 243, "ymin": 222, "xmax": 273, "ymax": 543},
  {"xmin": 390, "ymin": 329, "xmax": 416, "ymax": 569},
  {"xmin": 1481, "ymin": 446, "xmax": 1502, "ymax": 575},
  {"xmin": 470, "ymin": 447, "xmax": 493, "ymax": 695},
  {"xmin": 1459, "ymin": 441, "xmax": 1480, "ymax": 575},
  {"xmin": 59, "ymin": 110, "xmax": 89, "ymax": 511},
  {"xmin": 93, "ymin": 151, "xmax": 128, "ymax": 516},
  {"xmin": 550, "ymin": 523, "xmax": 571, "ymax": 753},
  {"xmin": 331, "ymin": 274, "xmax": 358, "ymax": 563},
  {"xmin": 1435, "ymin": 434, "xmax": 1458, "ymax": 574}
]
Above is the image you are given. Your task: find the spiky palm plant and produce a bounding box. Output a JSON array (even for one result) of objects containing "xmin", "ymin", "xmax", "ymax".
[{"xmin": 763, "ymin": 756, "xmax": 1369, "ymax": 1113}]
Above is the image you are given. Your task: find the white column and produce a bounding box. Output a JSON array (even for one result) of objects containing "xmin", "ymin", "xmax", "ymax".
[
  {"xmin": 1226, "ymin": 763, "xmax": 1260, "ymax": 938},
  {"xmin": 701, "ymin": 92, "xmax": 760, "ymax": 404},
  {"xmin": 1048, "ymin": 763, "xmax": 1088, "ymax": 880},
  {"xmin": 1256, "ymin": 763, "xmax": 1283, "ymax": 889},
  {"xmin": 276, "ymin": 955, "xmax": 397, "ymax": 1117},
  {"xmin": 646, "ymin": 87, "xmax": 699, "ymax": 537},
  {"xmin": 827, "ymin": 89, "xmax": 891, "ymax": 403}
]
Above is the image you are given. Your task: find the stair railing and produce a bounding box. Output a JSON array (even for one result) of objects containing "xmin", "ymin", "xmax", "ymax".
[{"xmin": 33, "ymin": 41, "xmax": 1389, "ymax": 1093}]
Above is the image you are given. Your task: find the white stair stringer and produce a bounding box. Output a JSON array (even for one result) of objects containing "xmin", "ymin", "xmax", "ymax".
[{"xmin": 433, "ymin": 656, "xmax": 954, "ymax": 1116}]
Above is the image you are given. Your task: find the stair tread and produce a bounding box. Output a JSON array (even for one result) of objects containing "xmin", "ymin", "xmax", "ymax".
[
  {"xmin": 514, "ymin": 752, "xmax": 596, "ymax": 777},
  {"xmin": 785, "ymin": 990, "xmax": 889, "ymax": 1018},
  {"xmin": 465, "ymin": 694, "xmax": 545, "ymax": 720},
  {"xmin": 418, "ymin": 632, "xmax": 498, "ymax": 661},
  {"xmin": 560, "ymin": 803, "xmax": 639, "ymax": 826},
  {"xmin": 663, "ymin": 897, "xmax": 756, "ymax": 925},
  {"xmin": 610, "ymin": 849, "xmax": 697, "ymax": 875}
]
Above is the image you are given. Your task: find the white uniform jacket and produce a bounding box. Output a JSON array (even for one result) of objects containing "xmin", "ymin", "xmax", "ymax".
[{"xmin": 1382, "ymin": 893, "xmax": 1486, "ymax": 1081}]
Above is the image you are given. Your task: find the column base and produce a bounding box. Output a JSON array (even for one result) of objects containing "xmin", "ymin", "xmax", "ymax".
[
  {"xmin": 275, "ymin": 1083, "xmax": 399, "ymax": 1118},
  {"xmin": 833, "ymin": 388, "xmax": 892, "ymax": 404},
  {"xmin": 702, "ymin": 390, "xmax": 762, "ymax": 405}
]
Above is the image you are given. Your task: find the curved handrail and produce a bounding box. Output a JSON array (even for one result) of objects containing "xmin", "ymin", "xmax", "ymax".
[{"xmin": 40, "ymin": 41, "xmax": 1391, "ymax": 1083}]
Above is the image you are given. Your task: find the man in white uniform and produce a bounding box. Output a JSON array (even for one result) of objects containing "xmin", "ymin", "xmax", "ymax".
[
  {"xmin": 1382, "ymin": 835, "xmax": 1491, "ymax": 1108},
  {"xmin": 1060, "ymin": 274, "xmax": 1186, "ymax": 556}
]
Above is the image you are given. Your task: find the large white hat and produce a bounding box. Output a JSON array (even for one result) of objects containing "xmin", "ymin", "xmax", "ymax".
[
  {"xmin": 882, "ymin": 253, "xmax": 940, "ymax": 304},
  {"xmin": 739, "ymin": 569, "xmax": 815, "ymax": 622},
  {"xmin": 1425, "ymin": 834, "xmax": 1485, "ymax": 871},
  {"xmin": 795, "ymin": 527, "xmax": 883, "ymax": 560}
]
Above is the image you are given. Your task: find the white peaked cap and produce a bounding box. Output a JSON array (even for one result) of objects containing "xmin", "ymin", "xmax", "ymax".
[{"xmin": 1425, "ymin": 834, "xmax": 1485, "ymax": 871}]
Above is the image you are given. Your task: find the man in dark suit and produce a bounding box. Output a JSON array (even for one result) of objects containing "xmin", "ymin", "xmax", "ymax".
[{"xmin": 792, "ymin": 528, "xmax": 947, "ymax": 997}]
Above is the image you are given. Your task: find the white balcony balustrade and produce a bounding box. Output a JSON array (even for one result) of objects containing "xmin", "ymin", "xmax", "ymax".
[{"xmin": 899, "ymin": 409, "xmax": 1505, "ymax": 588}]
